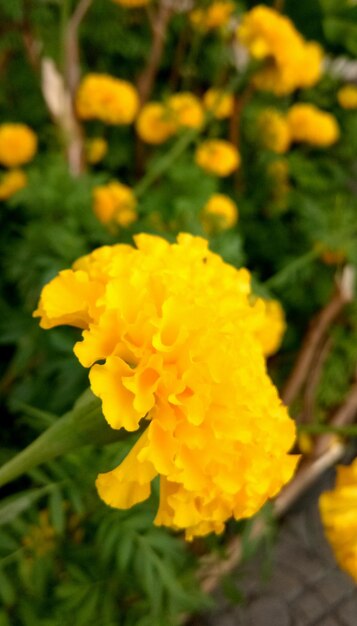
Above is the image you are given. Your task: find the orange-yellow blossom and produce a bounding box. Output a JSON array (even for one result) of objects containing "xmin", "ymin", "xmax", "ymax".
[
  {"xmin": 237, "ymin": 5, "xmax": 323, "ymax": 95},
  {"xmin": 93, "ymin": 182, "xmax": 137, "ymax": 227},
  {"xmin": 287, "ymin": 104, "xmax": 339, "ymax": 147},
  {"xmin": 34, "ymin": 234, "xmax": 298, "ymax": 539},
  {"xmin": 76, "ymin": 74, "xmax": 139, "ymax": 125},
  {"xmin": 0, "ymin": 169, "xmax": 27, "ymax": 200},
  {"xmin": 0, "ymin": 123, "xmax": 37, "ymax": 167},
  {"xmin": 195, "ymin": 140, "xmax": 240, "ymax": 176},
  {"xmin": 319, "ymin": 458, "xmax": 357, "ymax": 582}
]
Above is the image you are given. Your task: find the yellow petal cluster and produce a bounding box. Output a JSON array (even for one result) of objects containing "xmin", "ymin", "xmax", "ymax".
[
  {"xmin": 0, "ymin": 169, "xmax": 27, "ymax": 200},
  {"xmin": 86, "ymin": 138, "xmax": 108, "ymax": 164},
  {"xmin": 93, "ymin": 182, "xmax": 137, "ymax": 227},
  {"xmin": 190, "ymin": 2, "xmax": 235, "ymax": 32},
  {"xmin": 201, "ymin": 193, "xmax": 238, "ymax": 233},
  {"xmin": 203, "ymin": 88, "xmax": 234, "ymax": 119},
  {"xmin": 34, "ymin": 233, "xmax": 298, "ymax": 540},
  {"xmin": 319, "ymin": 458, "xmax": 357, "ymax": 582},
  {"xmin": 0, "ymin": 123, "xmax": 37, "ymax": 167},
  {"xmin": 195, "ymin": 139, "xmax": 240, "ymax": 177},
  {"xmin": 136, "ymin": 102, "xmax": 176, "ymax": 144},
  {"xmin": 252, "ymin": 298, "xmax": 286, "ymax": 357},
  {"xmin": 287, "ymin": 104, "xmax": 339, "ymax": 147},
  {"xmin": 337, "ymin": 84, "xmax": 357, "ymax": 109},
  {"xmin": 167, "ymin": 93, "xmax": 205, "ymax": 130},
  {"xmin": 258, "ymin": 108, "xmax": 291, "ymax": 154},
  {"xmin": 237, "ymin": 5, "xmax": 323, "ymax": 95},
  {"xmin": 76, "ymin": 74, "xmax": 139, "ymax": 125},
  {"xmin": 113, "ymin": 0, "xmax": 150, "ymax": 6}
]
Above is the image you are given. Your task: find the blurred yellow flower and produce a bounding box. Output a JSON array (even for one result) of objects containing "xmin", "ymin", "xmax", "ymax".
[
  {"xmin": 203, "ymin": 88, "xmax": 234, "ymax": 119},
  {"xmin": 253, "ymin": 298, "xmax": 286, "ymax": 357},
  {"xmin": 201, "ymin": 193, "xmax": 238, "ymax": 233},
  {"xmin": 0, "ymin": 169, "xmax": 27, "ymax": 200},
  {"xmin": 113, "ymin": 0, "xmax": 150, "ymax": 6},
  {"xmin": 136, "ymin": 102, "xmax": 176, "ymax": 144},
  {"xmin": 34, "ymin": 233, "xmax": 298, "ymax": 540},
  {"xmin": 22, "ymin": 510, "xmax": 56, "ymax": 557},
  {"xmin": 93, "ymin": 181, "xmax": 137, "ymax": 227},
  {"xmin": 237, "ymin": 6, "xmax": 323, "ymax": 95},
  {"xmin": 190, "ymin": 1, "xmax": 235, "ymax": 31},
  {"xmin": 267, "ymin": 159, "xmax": 290, "ymax": 212},
  {"xmin": 195, "ymin": 139, "xmax": 240, "ymax": 176},
  {"xmin": 85, "ymin": 138, "xmax": 108, "ymax": 164},
  {"xmin": 76, "ymin": 74, "xmax": 139, "ymax": 125},
  {"xmin": 167, "ymin": 93, "xmax": 205, "ymax": 130},
  {"xmin": 258, "ymin": 109, "xmax": 291, "ymax": 154},
  {"xmin": 0, "ymin": 123, "xmax": 37, "ymax": 167},
  {"xmin": 287, "ymin": 104, "xmax": 340, "ymax": 147},
  {"xmin": 319, "ymin": 458, "xmax": 357, "ymax": 582},
  {"xmin": 337, "ymin": 84, "xmax": 357, "ymax": 109}
]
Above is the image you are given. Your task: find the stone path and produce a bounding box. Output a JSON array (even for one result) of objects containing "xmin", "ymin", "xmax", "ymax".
[{"xmin": 190, "ymin": 474, "xmax": 357, "ymax": 626}]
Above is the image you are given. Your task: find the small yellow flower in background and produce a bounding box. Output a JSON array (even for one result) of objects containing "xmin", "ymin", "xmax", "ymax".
[
  {"xmin": 85, "ymin": 138, "xmax": 108, "ymax": 164},
  {"xmin": 319, "ymin": 458, "xmax": 357, "ymax": 582},
  {"xmin": 298, "ymin": 432, "xmax": 314, "ymax": 456},
  {"xmin": 0, "ymin": 169, "xmax": 27, "ymax": 200},
  {"xmin": 337, "ymin": 84, "xmax": 357, "ymax": 109},
  {"xmin": 136, "ymin": 102, "xmax": 176, "ymax": 144},
  {"xmin": 0, "ymin": 123, "xmax": 37, "ymax": 167},
  {"xmin": 22, "ymin": 510, "xmax": 56, "ymax": 557},
  {"xmin": 167, "ymin": 93, "xmax": 205, "ymax": 130},
  {"xmin": 258, "ymin": 109, "xmax": 291, "ymax": 154},
  {"xmin": 195, "ymin": 139, "xmax": 240, "ymax": 176},
  {"xmin": 34, "ymin": 233, "xmax": 298, "ymax": 540},
  {"xmin": 76, "ymin": 74, "xmax": 139, "ymax": 125},
  {"xmin": 201, "ymin": 193, "xmax": 238, "ymax": 233},
  {"xmin": 93, "ymin": 181, "xmax": 137, "ymax": 227},
  {"xmin": 253, "ymin": 298, "xmax": 286, "ymax": 357},
  {"xmin": 112, "ymin": 0, "xmax": 150, "ymax": 6},
  {"xmin": 190, "ymin": 1, "xmax": 235, "ymax": 31},
  {"xmin": 314, "ymin": 242, "xmax": 346, "ymax": 266},
  {"xmin": 267, "ymin": 159, "xmax": 290, "ymax": 212},
  {"xmin": 203, "ymin": 88, "xmax": 234, "ymax": 119},
  {"xmin": 287, "ymin": 104, "xmax": 340, "ymax": 147},
  {"xmin": 237, "ymin": 5, "xmax": 323, "ymax": 95}
]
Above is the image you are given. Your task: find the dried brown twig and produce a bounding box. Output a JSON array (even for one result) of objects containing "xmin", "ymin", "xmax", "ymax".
[
  {"xmin": 282, "ymin": 266, "xmax": 355, "ymax": 407},
  {"xmin": 137, "ymin": 0, "xmax": 173, "ymax": 105}
]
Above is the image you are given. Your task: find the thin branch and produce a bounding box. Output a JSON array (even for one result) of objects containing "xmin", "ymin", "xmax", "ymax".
[
  {"xmin": 313, "ymin": 380, "xmax": 357, "ymax": 457},
  {"xmin": 301, "ymin": 335, "xmax": 332, "ymax": 424},
  {"xmin": 137, "ymin": 0, "xmax": 173, "ymax": 105},
  {"xmin": 65, "ymin": 0, "xmax": 93, "ymax": 97},
  {"xmin": 281, "ymin": 266, "xmax": 355, "ymax": 406}
]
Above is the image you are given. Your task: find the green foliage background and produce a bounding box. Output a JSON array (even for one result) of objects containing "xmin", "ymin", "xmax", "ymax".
[{"xmin": 0, "ymin": 0, "xmax": 357, "ymax": 624}]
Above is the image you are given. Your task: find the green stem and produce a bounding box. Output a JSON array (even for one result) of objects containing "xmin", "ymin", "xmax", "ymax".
[
  {"xmin": 264, "ymin": 249, "xmax": 319, "ymax": 290},
  {"xmin": 298, "ymin": 423, "xmax": 357, "ymax": 437},
  {"xmin": 134, "ymin": 128, "xmax": 198, "ymax": 198},
  {"xmin": 0, "ymin": 393, "xmax": 130, "ymax": 489}
]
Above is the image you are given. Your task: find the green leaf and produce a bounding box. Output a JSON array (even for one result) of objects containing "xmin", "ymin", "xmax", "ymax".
[{"xmin": 0, "ymin": 486, "xmax": 55, "ymax": 526}]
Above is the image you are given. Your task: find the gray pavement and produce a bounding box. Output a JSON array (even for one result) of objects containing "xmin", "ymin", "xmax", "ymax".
[{"xmin": 190, "ymin": 473, "xmax": 357, "ymax": 626}]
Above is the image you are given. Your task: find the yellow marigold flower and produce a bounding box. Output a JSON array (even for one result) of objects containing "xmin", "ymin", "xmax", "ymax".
[
  {"xmin": 113, "ymin": 0, "xmax": 150, "ymax": 6},
  {"xmin": 195, "ymin": 139, "xmax": 240, "ymax": 177},
  {"xmin": 319, "ymin": 458, "xmax": 357, "ymax": 582},
  {"xmin": 93, "ymin": 182, "xmax": 137, "ymax": 227},
  {"xmin": 337, "ymin": 84, "xmax": 357, "ymax": 109},
  {"xmin": 201, "ymin": 193, "xmax": 238, "ymax": 233},
  {"xmin": 0, "ymin": 123, "xmax": 37, "ymax": 167},
  {"xmin": 136, "ymin": 102, "xmax": 176, "ymax": 144},
  {"xmin": 22, "ymin": 510, "xmax": 56, "ymax": 557},
  {"xmin": 287, "ymin": 104, "xmax": 340, "ymax": 147},
  {"xmin": 0, "ymin": 169, "xmax": 27, "ymax": 200},
  {"xmin": 190, "ymin": 1, "xmax": 235, "ymax": 31},
  {"xmin": 85, "ymin": 138, "xmax": 108, "ymax": 164},
  {"xmin": 253, "ymin": 298, "xmax": 286, "ymax": 357},
  {"xmin": 203, "ymin": 88, "xmax": 234, "ymax": 119},
  {"xmin": 237, "ymin": 6, "xmax": 323, "ymax": 95},
  {"xmin": 76, "ymin": 74, "xmax": 139, "ymax": 125},
  {"xmin": 167, "ymin": 93, "xmax": 205, "ymax": 130},
  {"xmin": 258, "ymin": 109, "xmax": 291, "ymax": 154},
  {"xmin": 34, "ymin": 233, "xmax": 299, "ymax": 540}
]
